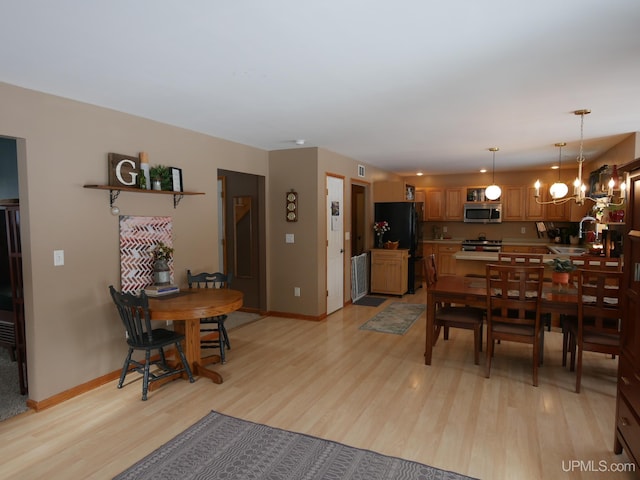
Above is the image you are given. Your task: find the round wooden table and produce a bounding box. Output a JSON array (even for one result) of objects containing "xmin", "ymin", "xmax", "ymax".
[{"xmin": 149, "ymin": 288, "xmax": 243, "ymax": 384}]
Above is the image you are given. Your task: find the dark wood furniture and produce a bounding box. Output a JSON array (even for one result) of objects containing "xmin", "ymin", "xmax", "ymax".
[
  {"xmin": 0, "ymin": 204, "xmax": 26, "ymax": 394},
  {"xmin": 148, "ymin": 288, "xmax": 243, "ymax": 384},
  {"xmin": 615, "ymin": 158, "xmax": 640, "ymax": 467},
  {"xmin": 568, "ymin": 269, "xmax": 622, "ymax": 393},
  {"xmin": 485, "ymin": 264, "xmax": 545, "ymax": 386},
  {"xmin": 425, "ymin": 275, "xmax": 578, "ymax": 366},
  {"xmin": 425, "ymin": 254, "xmax": 485, "ymax": 364},
  {"xmin": 187, "ymin": 270, "xmax": 233, "ymax": 364},
  {"xmin": 109, "ymin": 286, "xmax": 194, "ymax": 401}
]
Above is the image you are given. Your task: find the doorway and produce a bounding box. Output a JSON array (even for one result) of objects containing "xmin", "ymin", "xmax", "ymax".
[{"xmin": 217, "ymin": 169, "xmax": 266, "ymax": 314}]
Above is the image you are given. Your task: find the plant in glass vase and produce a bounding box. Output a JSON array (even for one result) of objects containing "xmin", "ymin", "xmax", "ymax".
[
  {"xmin": 373, "ymin": 221, "xmax": 390, "ymax": 248},
  {"xmin": 150, "ymin": 241, "xmax": 174, "ymax": 285}
]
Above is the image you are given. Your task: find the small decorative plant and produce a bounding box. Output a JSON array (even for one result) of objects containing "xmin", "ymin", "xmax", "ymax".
[
  {"xmin": 150, "ymin": 241, "xmax": 174, "ymax": 262},
  {"xmin": 547, "ymin": 257, "xmax": 576, "ymax": 273},
  {"xmin": 149, "ymin": 165, "xmax": 172, "ymax": 190}
]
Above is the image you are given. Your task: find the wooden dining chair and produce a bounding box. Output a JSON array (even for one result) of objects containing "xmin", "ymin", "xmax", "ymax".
[
  {"xmin": 109, "ymin": 286, "xmax": 194, "ymax": 400},
  {"xmin": 498, "ymin": 252, "xmax": 551, "ymax": 332},
  {"xmin": 568, "ymin": 269, "xmax": 623, "ymax": 393},
  {"xmin": 187, "ymin": 270, "xmax": 232, "ymax": 363},
  {"xmin": 561, "ymin": 256, "xmax": 623, "ymax": 367},
  {"xmin": 425, "ymin": 254, "xmax": 485, "ymax": 364},
  {"xmin": 485, "ymin": 264, "xmax": 544, "ymax": 386}
]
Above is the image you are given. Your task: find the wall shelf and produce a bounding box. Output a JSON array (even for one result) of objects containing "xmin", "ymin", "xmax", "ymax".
[{"xmin": 84, "ymin": 184, "xmax": 204, "ymax": 209}]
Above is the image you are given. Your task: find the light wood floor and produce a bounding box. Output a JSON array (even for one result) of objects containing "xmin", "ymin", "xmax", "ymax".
[{"xmin": 0, "ymin": 291, "xmax": 635, "ymax": 480}]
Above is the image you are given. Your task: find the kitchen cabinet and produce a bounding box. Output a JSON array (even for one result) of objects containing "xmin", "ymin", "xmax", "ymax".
[
  {"xmin": 370, "ymin": 249, "xmax": 409, "ymax": 295},
  {"xmin": 424, "ymin": 188, "xmax": 444, "ymax": 221},
  {"xmin": 503, "ymin": 186, "xmax": 524, "ymax": 221},
  {"xmin": 445, "ymin": 188, "xmax": 464, "ymax": 220},
  {"xmin": 374, "ymin": 181, "xmax": 415, "ymax": 202},
  {"xmin": 437, "ymin": 243, "xmax": 459, "ymax": 276},
  {"xmin": 525, "ymin": 186, "xmax": 545, "ymax": 220},
  {"xmin": 615, "ymin": 158, "xmax": 640, "ymax": 469}
]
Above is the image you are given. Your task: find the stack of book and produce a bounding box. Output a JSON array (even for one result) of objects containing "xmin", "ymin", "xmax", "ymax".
[{"xmin": 144, "ymin": 284, "xmax": 180, "ymax": 297}]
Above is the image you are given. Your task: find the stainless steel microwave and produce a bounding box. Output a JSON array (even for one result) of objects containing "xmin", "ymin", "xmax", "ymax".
[{"xmin": 463, "ymin": 203, "xmax": 502, "ymax": 223}]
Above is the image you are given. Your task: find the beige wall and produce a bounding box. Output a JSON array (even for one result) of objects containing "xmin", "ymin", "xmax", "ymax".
[
  {"xmin": 0, "ymin": 82, "xmax": 269, "ymax": 401},
  {"xmin": 268, "ymin": 147, "xmax": 389, "ymax": 318}
]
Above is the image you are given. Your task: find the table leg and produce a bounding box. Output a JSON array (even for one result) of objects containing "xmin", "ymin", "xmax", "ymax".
[
  {"xmin": 425, "ymin": 290, "xmax": 435, "ymax": 365},
  {"xmin": 176, "ymin": 318, "xmax": 224, "ymax": 384}
]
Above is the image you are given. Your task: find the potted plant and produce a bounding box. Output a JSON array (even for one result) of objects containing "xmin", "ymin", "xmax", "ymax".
[
  {"xmin": 149, "ymin": 165, "xmax": 172, "ymax": 191},
  {"xmin": 547, "ymin": 257, "xmax": 576, "ymax": 286},
  {"xmin": 150, "ymin": 241, "xmax": 174, "ymax": 285}
]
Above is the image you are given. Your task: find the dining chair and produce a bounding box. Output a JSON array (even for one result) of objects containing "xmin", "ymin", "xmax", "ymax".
[
  {"xmin": 485, "ymin": 263, "xmax": 544, "ymax": 386},
  {"xmin": 108, "ymin": 286, "xmax": 194, "ymax": 401},
  {"xmin": 498, "ymin": 252, "xmax": 551, "ymax": 332},
  {"xmin": 425, "ymin": 254, "xmax": 485, "ymax": 364},
  {"xmin": 561, "ymin": 256, "xmax": 623, "ymax": 367},
  {"xmin": 187, "ymin": 270, "xmax": 232, "ymax": 364},
  {"xmin": 568, "ymin": 269, "xmax": 623, "ymax": 393}
]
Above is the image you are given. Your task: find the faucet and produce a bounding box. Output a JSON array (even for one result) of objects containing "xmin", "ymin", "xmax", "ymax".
[{"xmin": 578, "ymin": 216, "xmax": 597, "ymax": 239}]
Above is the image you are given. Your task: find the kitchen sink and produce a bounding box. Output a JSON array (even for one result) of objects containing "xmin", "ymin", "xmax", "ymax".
[{"xmin": 548, "ymin": 246, "xmax": 588, "ymax": 255}]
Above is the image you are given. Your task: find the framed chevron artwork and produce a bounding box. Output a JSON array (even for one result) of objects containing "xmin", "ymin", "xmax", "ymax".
[{"xmin": 119, "ymin": 215, "xmax": 173, "ymax": 293}]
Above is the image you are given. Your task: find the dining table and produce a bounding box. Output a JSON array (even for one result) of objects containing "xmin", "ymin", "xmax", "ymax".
[
  {"xmin": 425, "ymin": 275, "xmax": 578, "ymax": 365},
  {"xmin": 148, "ymin": 288, "xmax": 243, "ymax": 384}
]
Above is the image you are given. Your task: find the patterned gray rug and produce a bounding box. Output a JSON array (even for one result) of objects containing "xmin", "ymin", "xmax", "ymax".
[
  {"xmin": 114, "ymin": 410, "xmax": 476, "ymax": 480},
  {"xmin": 359, "ymin": 302, "xmax": 425, "ymax": 335},
  {"xmin": 0, "ymin": 348, "xmax": 28, "ymax": 422}
]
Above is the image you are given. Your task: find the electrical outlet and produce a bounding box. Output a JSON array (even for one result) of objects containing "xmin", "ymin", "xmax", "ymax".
[
  {"xmin": 521, "ymin": 227, "xmax": 526, "ymax": 234},
  {"xmin": 443, "ymin": 226, "xmax": 448, "ymax": 233}
]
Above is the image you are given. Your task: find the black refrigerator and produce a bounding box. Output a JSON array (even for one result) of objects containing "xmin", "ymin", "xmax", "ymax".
[{"xmin": 374, "ymin": 201, "xmax": 424, "ymax": 294}]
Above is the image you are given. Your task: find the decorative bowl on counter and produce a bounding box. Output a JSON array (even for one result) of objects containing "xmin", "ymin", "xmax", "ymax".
[{"xmin": 383, "ymin": 241, "xmax": 399, "ymax": 249}]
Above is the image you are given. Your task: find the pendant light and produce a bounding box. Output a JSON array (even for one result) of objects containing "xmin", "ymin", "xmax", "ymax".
[
  {"xmin": 549, "ymin": 142, "xmax": 569, "ymax": 199},
  {"xmin": 484, "ymin": 147, "xmax": 502, "ymax": 201}
]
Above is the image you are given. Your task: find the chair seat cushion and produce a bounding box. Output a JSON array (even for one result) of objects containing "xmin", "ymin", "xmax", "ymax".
[
  {"xmin": 492, "ymin": 322, "xmax": 535, "ymax": 337},
  {"xmin": 436, "ymin": 306, "xmax": 484, "ymax": 325}
]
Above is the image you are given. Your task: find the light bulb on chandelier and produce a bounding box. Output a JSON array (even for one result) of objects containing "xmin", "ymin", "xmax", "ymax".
[{"xmin": 485, "ymin": 147, "xmax": 502, "ymax": 201}]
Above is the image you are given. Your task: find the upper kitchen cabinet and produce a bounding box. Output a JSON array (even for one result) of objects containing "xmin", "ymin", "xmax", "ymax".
[
  {"xmin": 445, "ymin": 187, "xmax": 464, "ymax": 220},
  {"xmin": 373, "ymin": 181, "xmax": 416, "ymax": 202},
  {"xmin": 525, "ymin": 186, "xmax": 545, "ymax": 221},
  {"xmin": 503, "ymin": 186, "xmax": 524, "ymax": 221},
  {"xmin": 423, "ymin": 188, "xmax": 444, "ymax": 221}
]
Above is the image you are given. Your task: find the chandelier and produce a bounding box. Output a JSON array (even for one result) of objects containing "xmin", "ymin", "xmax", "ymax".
[
  {"xmin": 485, "ymin": 147, "xmax": 502, "ymax": 200},
  {"xmin": 533, "ymin": 109, "xmax": 626, "ymax": 207}
]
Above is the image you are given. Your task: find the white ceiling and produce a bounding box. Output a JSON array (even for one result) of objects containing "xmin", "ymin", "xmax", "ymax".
[{"xmin": 2, "ymin": 1, "xmax": 640, "ymax": 176}]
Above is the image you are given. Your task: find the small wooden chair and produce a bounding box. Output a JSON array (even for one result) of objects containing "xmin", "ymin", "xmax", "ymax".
[
  {"xmin": 568, "ymin": 269, "xmax": 623, "ymax": 393},
  {"xmin": 485, "ymin": 264, "xmax": 544, "ymax": 386},
  {"xmin": 109, "ymin": 286, "xmax": 194, "ymax": 401},
  {"xmin": 187, "ymin": 270, "xmax": 232, "ymax": 363},
  {"xmin": 425, "ymin": 254, "xmax": 485, "ymax": 365}
]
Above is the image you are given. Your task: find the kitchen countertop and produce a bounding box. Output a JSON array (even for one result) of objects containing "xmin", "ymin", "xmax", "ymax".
[{"xmin": 454, "ymin": 250, "xmax": 581, "ymax": 262}]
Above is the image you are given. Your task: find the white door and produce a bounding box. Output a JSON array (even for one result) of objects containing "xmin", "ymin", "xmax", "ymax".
[{"xmin": 327, "ymin": 175, "xmax": 344, "ymax": 314}]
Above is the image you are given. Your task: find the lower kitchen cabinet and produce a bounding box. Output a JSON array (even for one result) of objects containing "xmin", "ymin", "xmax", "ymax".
[
  {"xmin": 370, "ymin": 249, "xmax": 408, "ymax": 295},
  {"xmin": 437, "ymin": 244, "xmax": 459, "ymax": 275}
]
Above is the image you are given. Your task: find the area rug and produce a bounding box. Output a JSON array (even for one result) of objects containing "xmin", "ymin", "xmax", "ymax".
[
  {"xmin": 359, "ymin": 302, "xmax": 425, "ymax": 335},
  {"xmin": 353, "ymin": 295, "xmax": 387, "ymax": 307},
  {"xmin": 114, "ymin": 410, "xmax": 476, "ymax": 480},
  {"xmin": 0, "ymin": 348, "xmax": 28, "ymax": 422}
]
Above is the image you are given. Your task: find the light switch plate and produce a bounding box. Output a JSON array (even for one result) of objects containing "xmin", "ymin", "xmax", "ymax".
[
  {"xmin": 285, "ymin": 234, "xmax": 295, "ymax": 243},
  {"xmin": 54, "ymin": 250, "xmax": 64, "ymax": 266}
]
